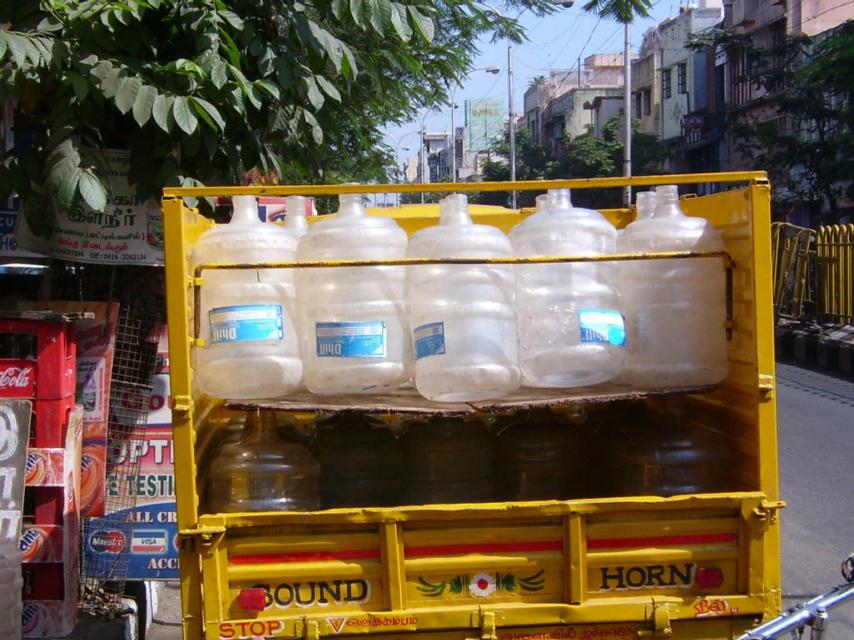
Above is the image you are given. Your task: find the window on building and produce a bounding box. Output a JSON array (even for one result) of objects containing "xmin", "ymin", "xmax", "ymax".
[
  {"xmin": 634, "ymin": 93, "xmax": 642, "ymax": 119},
  {"xmin": 662, "ymin": 68, "xmax": 672, "ymax": 99},
  {"xmin": 729, "ymin": 46, "xmax": 752, "ymax": 106},
  {"xmin": 677, "ymin": 63, "xmax": 687, "ymax": 94},
  {"xmin": 643, "ymin": 89, "xmax": 651, "ymax": 115}
]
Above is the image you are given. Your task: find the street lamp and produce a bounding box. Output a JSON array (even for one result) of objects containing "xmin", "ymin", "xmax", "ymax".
[{"xmin": 449, "ymin": 66, "xmax": 500, "ymax": 183}]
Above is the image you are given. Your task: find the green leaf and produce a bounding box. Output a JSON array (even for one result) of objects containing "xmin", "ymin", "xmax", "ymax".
[
  {"xmin": 4, "ymin": 33, "xmax": 28, "ymax": 68},
  {"xmin": 67, "ymin": 71, "xmax": 90, "ymax": 102},
  {"xmin": 303, "ymin": 77, "xmax": 324, "ymax": 110},
  {"xmin": 315, "ymin": 76, "xmax": 341, "ymax": 102},
  {"xmin": 115, "ymin": 76, "xmax": 142, "ymax": 114},
  {"xmin": 100, "ymin": 67, "xmax": 122, "ymax": 99},
  {"xmin": 390, "ymin": 3, "xmax": 412, "ymax": 41},
  {"xmin": 56, "ymin": 167, "xmax": 81, "ymax": 210},
  {"xmin": 218, "ymin": 10, "xmax": 244, "ymax": 30},
  {"xmin": 244, "ymin": 84, "xmax": 262, "ymax": 110},
  {"xmin": 211, "ymin": 59, "xmax": 228, "ymax": 89},
  {"xmin": 133, "ymin": 85, "xmax": 158, "ymax": 126},
  {"xmin": 190, "ymin": 97, "xmax": 225, "ymax": 131},
  {"xmin": 255, "ymin": 79, "xmax": 281, "ymax": 100},
  {"xmin": 366, "ymin": 0, "xmax": 383, "ymax": 35},
  {"xmin": 341, "ymin": 44, "xmax": 358, "ymax": 81},
  {"xmin": 331, "ymin": 0, "xmax": 347, "ymax": 20},
  {"xmin": 407, "ymin": 6, "xmax": 434, "ymax": 42},
  {"xmin": 302, "ymin": 109, "xmax": 323, "ymax": 144},
  {"xmin": 350, "ymin": 0, "xmax": 365, "ymax": 27},
  {"xmin": 219, "ymin": 30, "xmax": 241, "ymax": 67},
  {"xmin": 153, "ymin": 94, "xmax": 175, "ymax": 132},
  {"xmin": 172, "ymin": 96, "xmax": 198, "ymax": 134},
  {"xmin": 78, "ymin": 170, "xmax": 108, "ymax": 211}
]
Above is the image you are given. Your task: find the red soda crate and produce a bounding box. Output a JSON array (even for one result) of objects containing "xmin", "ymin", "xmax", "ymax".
[
  {"xmin": 28, "ymin": 396, "xmax": 75, "ymax": 448},
  {"xmin": 0, "ymin": 318, "xmax": 76, "ymax": 400}
]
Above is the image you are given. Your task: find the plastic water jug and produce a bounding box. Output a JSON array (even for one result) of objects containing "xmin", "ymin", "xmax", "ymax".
[
  {"xmin": 315, "ymin": 414, "xmax": 404, "ymax": 507},
  {"xmin": 297, "ymin": 194, "xmax": 411, "ymax": 394},
  {"xmin": 510, "ymin": 188, "xmax": 626, "ymax": 387},
  {"xmin": 206, "ymin": 410, "xmax": 320, "ymax": 513},
  {"xmin": 406, "ymin": 194, "xmax": 520, "ymax": 401},
  {"xmin": 496, "ymin": 409, "xmax": 580, "ymax": 500},
  {"xmin": 192, "ymin": 195, "xmax": 302, "ymax": 399},
  {"xmin": 403, "ymin": 417, "xmax": 496, "ymax": 504},
  {"xmin": 617, "ymin": 185, "xmax": 727, "ymax": 387},
  {"xmin": 285, "ymin": 195, "xmax": 309, "ymax": 239}
]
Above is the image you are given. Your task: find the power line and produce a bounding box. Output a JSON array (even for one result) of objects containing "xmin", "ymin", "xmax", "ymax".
[{"xmin": 798, "ymin": 0, "xmax": 852, "ymax": 27}]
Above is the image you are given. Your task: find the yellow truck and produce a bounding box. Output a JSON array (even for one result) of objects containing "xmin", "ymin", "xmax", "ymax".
[{"xmin": 162, "ymin": 172, "xmax": 782, "ymax": 640}]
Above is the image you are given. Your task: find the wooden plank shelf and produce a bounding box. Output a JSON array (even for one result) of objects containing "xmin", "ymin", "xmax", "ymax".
[{"xmin": 225, "ymin": 383, "xmax": 715, "ymax": 416}]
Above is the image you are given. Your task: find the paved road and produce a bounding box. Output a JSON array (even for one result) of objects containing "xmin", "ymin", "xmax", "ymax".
[
  {"xmin": 777, "ymin": 363, "xmax": 854, "ymax": 639},
  {"xmin": 146, "ymin": 363, "xmax": 854, "ymax": 639}
]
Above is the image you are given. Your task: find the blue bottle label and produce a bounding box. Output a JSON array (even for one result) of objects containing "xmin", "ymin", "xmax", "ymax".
[
  {"xmin": 579, "ymin": 309, "xmax": 626, "ymax": 347},
  {"xmin": 316, "ymin": 321, "xmax": 387, "ymax": 358},
  {"xmin": 413, "ymin": 322, "xmax": 446, "ymax": 360},
  {"xmin": 209, "ymin": 304, "xmax": 284, "ymax": 344}
]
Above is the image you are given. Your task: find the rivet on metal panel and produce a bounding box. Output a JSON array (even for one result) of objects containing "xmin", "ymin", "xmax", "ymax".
[
  {"xmin": 305, "ymin": 619, "xmax": 320, "ymax": 640},
  {"xmin": 480, "ymin": 611, "xmax": 497, "ymax": 640},
  {"xmin": 191, "ymin": 337, "xmax": 206, "ymax": 348}
]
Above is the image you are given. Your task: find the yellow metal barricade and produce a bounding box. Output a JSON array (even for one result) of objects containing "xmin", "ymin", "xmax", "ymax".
[
  {"xmin": 770, "ymin": 222, "xmax": 816, "ymax": 322},
  {"xmin": 816, "ymin": 224, "xmax": 854, "ymax": 325},
  {"xmin": 161, "ymin": 172, "xmax": 782, "ymax": 640}
]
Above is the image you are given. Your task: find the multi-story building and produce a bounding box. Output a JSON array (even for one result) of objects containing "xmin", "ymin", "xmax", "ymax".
[
  {"xmin": 523, "ymin": 56, "xmax": 627, "ymax": 156},
  {"xmin": 658, "ymin": 1, "xmax": 724, "ymax": 144},
  {"xmin": 632, "ymin": 27, "xmax": 662, "ymax": 136},
  {"xmin": 415, "ymin": 132, "xmax": 452, "ymax": 184},
  {"xmin": 721, "ymin": 0, "xmax": 854, "ymax": 219}
]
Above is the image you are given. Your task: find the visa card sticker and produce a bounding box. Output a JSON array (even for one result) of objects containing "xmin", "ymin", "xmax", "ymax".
[
  {"xmin": 413, "ymin": 322, "xmax": 446, "ymax": 360},
  {"xmin": 209, "ymin": 305, "xmax": 284, "ymax": 344},
  {"xmin": 579, "ymin": 309, "xmax": 626, "ymax": 347},
  {"xmin": 316, "ymin": 321, "xmax": 386, "ymax": 358}
]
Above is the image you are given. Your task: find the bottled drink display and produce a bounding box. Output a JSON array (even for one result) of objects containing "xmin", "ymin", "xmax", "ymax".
[
  {"xmin": 207, "ymin": 410, "xmax": 320, "ymax": 513},
  {"xmin": 192, "ymin": 195, "xmax": 302, "ymax": 399},
  {"xmin": 617, "ymin": 185, "xmax": 728, "ymax": 387},
  {"xmin": 403, "ymin": 417, "xmax": 496, "ymax": 504},
  {"xmin": 406, "ymin": 194, "xmax": 520, "ymax": 402},
  {"xmin": 315, "ymin": 414, "xmax": 404, "ymax": 507},
  {"xmin": 510, "ymin": 188, "xmax": 627, "ymax": 388},
  {"xmin": 297, "ymin": 194, "xmax": 411, "ymax": 394}
]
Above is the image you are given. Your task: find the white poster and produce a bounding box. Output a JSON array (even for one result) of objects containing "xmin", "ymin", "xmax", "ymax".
[{"xmin": 15, "ymin": 150, "xmax": 164, "ymax": 265}]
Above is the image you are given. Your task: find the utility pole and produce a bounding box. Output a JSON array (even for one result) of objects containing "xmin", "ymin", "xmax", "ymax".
[
  {"xmin": 508, "ymin": 39, "xmax": 517, "ymax": 209},
  {"xmin": 623, "ymin": 22, "xmax": 632, "ymax": 207},
  {"xmin": 420, "ymin": 122, "xmax": 426, "ymax": 205}
]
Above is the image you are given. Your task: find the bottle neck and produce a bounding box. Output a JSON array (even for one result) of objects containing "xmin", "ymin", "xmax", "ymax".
[
  {"xmin": 439, "ymin": 194, "xmax": 472, "ymax": 226},
  {"xmin": 337, "ymin": 195, "xmax": 365, "ymax": 218},
  {"xmin": 230, "ymin": 196, "xmax": 260, "ymax": 225}
]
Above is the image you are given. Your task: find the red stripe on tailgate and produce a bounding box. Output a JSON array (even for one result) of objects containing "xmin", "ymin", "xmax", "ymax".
[
  {"xmin": 587, "ymin": 532, "xmax": 738, "ymax": 550},
  {"xmin": 404, "ymin": 540, "xmax": 563, "ymax": 558},
  {"xmin": 229, "ymin": 548, "xmax": 381, "ymax": 564}
]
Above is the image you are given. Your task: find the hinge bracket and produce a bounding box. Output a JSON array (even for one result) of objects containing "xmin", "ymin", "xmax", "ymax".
[
  {"xmin": 638, "ymin": 599, "xmax": 672, "ymax": 638},
  {"xmin": 480, "ymin": 611, "xmax": 497, "ymax": 640}
]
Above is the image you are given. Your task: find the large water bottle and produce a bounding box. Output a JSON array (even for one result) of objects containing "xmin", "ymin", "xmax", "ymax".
[
  {"xmin": 206, "ymin": 410, "xmax": 320, "ymax": 513},
  {"xmin": 285, "ymin": 195, "xmax": 309, "ymax": 240},
  {"xmin": 510, "ymin": 188, "xmax": 626, "ymax": 387},
  {"xmin": 617, "ymin": 185, "xmax": 728, "ymax": 387},
  {"xmin": 407, "ymin": 194, "xmax": 520, "ymax": 401},
  {"xmin": 192, "ymin": 196, "xmax": 302, "ymax": 399},
  {"xmin": 297, "ymin": 194, "xmax": 410, "ymax": 394}
]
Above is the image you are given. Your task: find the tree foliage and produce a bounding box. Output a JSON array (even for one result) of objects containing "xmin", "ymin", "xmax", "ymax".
[
  {"xmin": 0, "ymin": 0, "xmax": 551, "ymax": 219},
  {"xmin": 690, "ymin": 21, "xmax": 854, "ymax": 222},
  {"xmin": 472, "ymin": 120, "xmax": 667, "ymax": 208}
]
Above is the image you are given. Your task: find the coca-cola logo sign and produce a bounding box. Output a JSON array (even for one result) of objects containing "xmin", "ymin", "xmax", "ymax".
[{"xmin": 0, "ymin": 366, "xmax": 33, "ymax": 389}]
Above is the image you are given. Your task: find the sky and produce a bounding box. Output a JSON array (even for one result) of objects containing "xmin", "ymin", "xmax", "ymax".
[{"xmin": 383, "ymin": 0, "xmax": 694, "ymax": 169}]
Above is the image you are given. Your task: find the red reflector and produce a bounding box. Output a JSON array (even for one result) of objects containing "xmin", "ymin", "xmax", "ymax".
[
  {"xmin": 696, "ymin": 567, "xmax": 724, "ymax": 589},
  {"xmin": 237, "ymin": 588, "xmax": 267, "ymax": 611}
]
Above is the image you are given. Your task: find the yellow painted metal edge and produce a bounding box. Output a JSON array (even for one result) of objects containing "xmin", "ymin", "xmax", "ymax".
[{"xmin": 162, "ymin": 171, "xmax": 768, "ymax": 197}]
